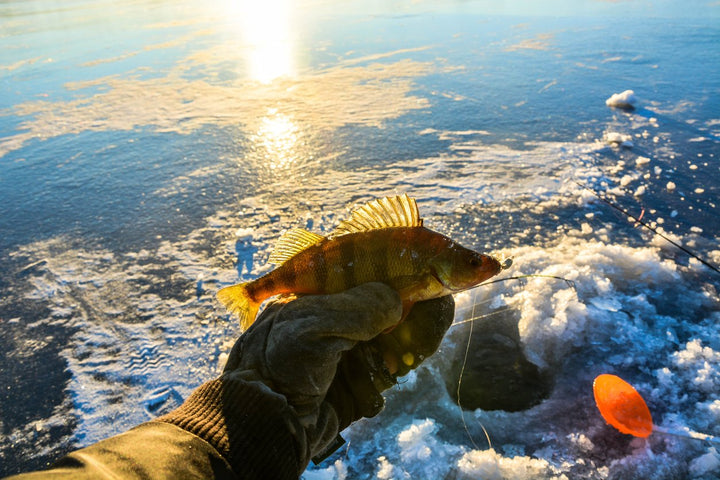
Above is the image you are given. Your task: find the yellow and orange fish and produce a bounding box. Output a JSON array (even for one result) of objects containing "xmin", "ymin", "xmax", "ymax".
[{"xmin": 218, "ymin": 194, "xmax": 508, "ymax": 330}]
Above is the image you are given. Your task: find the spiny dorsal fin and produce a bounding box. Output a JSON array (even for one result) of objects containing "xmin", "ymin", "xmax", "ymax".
[
  {"xmin": 333, "ymin": 194, "xmax": 423, "ymax": 236},
  {"xmin": 268, "ymin": 228, "xmax": 326, "ymax": 265}
]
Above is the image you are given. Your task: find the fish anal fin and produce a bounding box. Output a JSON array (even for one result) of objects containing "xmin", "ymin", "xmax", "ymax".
[
  {"xmin": 400, "ymin": 300, "xmax": 415, "ymax": 322},
  {"xmin": 383, "ymin": 300, "xmax": 415, "ymax": 334},
  {"xmin": 268, "ymin": 228, "xmax": 325, "ymax": 265},
  {"xmin": 333, "ymin": 194, "xmax": 423, "ymax": 236}
]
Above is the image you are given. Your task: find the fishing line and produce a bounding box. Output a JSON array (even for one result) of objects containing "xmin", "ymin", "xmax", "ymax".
[
  {"xmin": 574, "ymin": 181, "xmax": 720, "ymax": 276},
  {"xmin": 450, "ymin": 307, "xmax": 514, "ymax": 328},
  {"xmin": 453, "ymin": 274, "xmax": 575, "ymax": 450},
  {"xmin": 452, "ymin": 275, "xmax": 576, "ymax": 330},
  {"xmin": 481, "ymin": 274, "xmax": 576, "ymax": 289},
  {"xmin": 457, "ymin": 288, "xmax": 492, "ymax": 451}
]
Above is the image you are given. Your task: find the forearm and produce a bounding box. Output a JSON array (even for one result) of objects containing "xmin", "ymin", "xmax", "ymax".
[
  {"xmin": 6, "ymin": 422, "xmax": 235, "ymax": 480},
  {"xmin": 158, "ymin": 375, "xmax": 306, "ymax": 479},
  {"xmin": 7, "ymin": 377, "xmax": 305, "ymax": 480}
]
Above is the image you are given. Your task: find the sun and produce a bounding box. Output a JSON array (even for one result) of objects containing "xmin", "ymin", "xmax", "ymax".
[{"xmin": 224, "ymin": 0, "xmax": 297, "ymax": 83}]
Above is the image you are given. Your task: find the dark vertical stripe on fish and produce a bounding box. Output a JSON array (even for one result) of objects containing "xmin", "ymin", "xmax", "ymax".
[
  {"xmin": 251, "ymin": 271, "xmax": 277, "ymax": 300},
  {"xmin": 311, "ymin": 248, "xmax": 328, "ymax": 293},
  {"xmin": 277, "ymin": 263, "xmax": 298, "ymax": 293},
  {"xmin": 374, "ymin": 233, "xmax": 390, "ymax": 280},
  {"xmin": 319, "ymin": 238, "xmax": 343, "ymax": 292},
  {"xmin": 352, "ymin": 234, "xmax": 372, "ymax": 284},
  {"xmin": 340, "ymin": 237, "xmax": 355, "ymax": 291}
]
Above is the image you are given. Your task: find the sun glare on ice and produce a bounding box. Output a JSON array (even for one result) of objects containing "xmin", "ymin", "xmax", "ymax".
[{"xmin": 223, "ymin": 0, "xmax": 296, "ymax": 83}]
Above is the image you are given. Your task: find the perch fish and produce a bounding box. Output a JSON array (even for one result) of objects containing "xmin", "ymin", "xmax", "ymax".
[{"xmin": 218, "ymin": 194, "xmax": 507, "ymax": 330}]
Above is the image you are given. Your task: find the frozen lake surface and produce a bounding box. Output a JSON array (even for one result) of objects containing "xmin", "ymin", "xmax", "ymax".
[{"xmin": 1, "ymin": 1, "xmax": 719, "ymax": 478}]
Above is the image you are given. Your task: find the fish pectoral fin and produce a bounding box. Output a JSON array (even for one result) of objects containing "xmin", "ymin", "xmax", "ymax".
[
  {"xmin": 333, "ymin": 194, "xmax": 423, "ymax": 236},
  {"xmin": 394, "ymin": 272, "xmax": 445, "ymax": 299},
  {"xmin": 268, "ymin": 228, "xmax": 326, "ymax": 265},
  {"xmin": 217, "ymin": 283, "xmax": 261, "ymax": 330}
]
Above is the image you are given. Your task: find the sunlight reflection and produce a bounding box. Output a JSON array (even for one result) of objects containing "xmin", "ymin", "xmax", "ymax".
[
  {"xmin": 226, "ymin": 0, "xmax": 296, "ymax": 83},
  {"xmin": 254, "ymin": 110, "xmax": 300, "ymax": 170}
]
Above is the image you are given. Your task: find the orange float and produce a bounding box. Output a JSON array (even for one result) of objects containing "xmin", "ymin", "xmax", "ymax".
[
  {"xmin": 593, "ymin": 374, "xmax": 653, "ymax": 438},
  {"xmin": 593, "ymin": 373, "xmax": 720, "ymax": 447}
]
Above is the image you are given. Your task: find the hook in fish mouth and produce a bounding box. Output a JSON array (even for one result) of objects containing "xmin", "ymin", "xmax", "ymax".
[
  {"xmin": 491, "ymin": 253, "xmax": 513, "ymax": 270},
  {"xmin": 500, "ymin": 256, "xmax": 513, "ymax": 270}
]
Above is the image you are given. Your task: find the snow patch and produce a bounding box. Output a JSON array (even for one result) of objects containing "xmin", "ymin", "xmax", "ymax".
[
  {"xmin": 606, "ymin": 90, "xmax": 637, "ymax": 109},
  {"xmin": 455, "ymin": 449, "xmax": 558, "ymax": 480},
  {"xmin": 604, "ymin": 132, "xmax": 634, "ymax": 147},
  {"xmin": 689, "ymin": 448, "xmax": 720, "ymax": 478}
]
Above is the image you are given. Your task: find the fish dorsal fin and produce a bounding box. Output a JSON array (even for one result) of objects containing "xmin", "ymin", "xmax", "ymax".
[
  {"xmin": 268, "ymin": 228, "xmax": 325, "ymax": 265},
  {"xmin": 333, "ymin": 194, "xmax": 423, "ymax": 236}
]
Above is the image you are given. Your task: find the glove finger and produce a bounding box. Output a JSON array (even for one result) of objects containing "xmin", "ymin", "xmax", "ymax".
[
  {"xmin": 402, "ymin": 294, "xmax": 455, "ymax": 357},
  {"xmin": 263, "ymin": 283, "xmax": 402, "ymax": 404},
  {"xmin": 324, "ymin": 295, "xmax": 455, "ymax": 426},
  {"xmin": 373, "ymin": 294, "xmax": 455, "ymax": 377},
  {"xmin": 277, "ymin": 282, "xmax": 402, "ymax": 343},
  {"xmin": 223, "ymin": 301, "xmax": 285, "ymax": 373},
  {"xmin": 326, "ymin": 345, "xmax": 389, "ymax": 429}
]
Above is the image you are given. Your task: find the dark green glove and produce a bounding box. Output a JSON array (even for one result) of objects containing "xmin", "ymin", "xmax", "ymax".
[
  {"xmin": 223, "ymin": 282, "xmax": 454, "ymax": 464},
  {"xmin": 326, "ymin": 291, "xmax": 455, "ymax": 431}
]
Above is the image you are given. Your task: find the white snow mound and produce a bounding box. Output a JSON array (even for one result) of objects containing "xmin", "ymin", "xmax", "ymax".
[
  {"xmin": 606, "ymin": 90, "xmax": 637, "ymax": 109},
  {"xmin": 604, "ymin": 131, "xmax": 634, "ymax": 147}
]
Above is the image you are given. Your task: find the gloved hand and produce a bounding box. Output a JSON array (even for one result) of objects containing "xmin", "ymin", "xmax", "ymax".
[
  {"xmin": 223, "ymin": 282, "xmax": 454, "ymax": 465},
  {"xmin": 6, "ymin": 283, "xmax": 453, "ymax": 480}
]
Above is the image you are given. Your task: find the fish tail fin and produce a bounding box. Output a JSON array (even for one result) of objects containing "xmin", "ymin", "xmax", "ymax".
[{"xmin": 217, "ymin": 283, "xmax": 261, "ymax": 330}]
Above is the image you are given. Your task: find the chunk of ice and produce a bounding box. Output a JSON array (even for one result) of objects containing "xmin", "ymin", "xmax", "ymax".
[
  {"xmin": 605, "ymin": 132, "xmax": 633, "ymax": 147},
  {"xmin": 606, "ymin": 90, "xmax": 637, "ymax": 109}
]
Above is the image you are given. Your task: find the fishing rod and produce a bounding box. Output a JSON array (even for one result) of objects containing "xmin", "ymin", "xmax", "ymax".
[{"xmin": 574, "ymin": 181, "xmax": 720, "ymax": 276}]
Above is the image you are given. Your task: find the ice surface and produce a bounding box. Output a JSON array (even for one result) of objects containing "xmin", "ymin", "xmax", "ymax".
[
  {"xmin": 2, "ymin": 5, "xmax": 719, "ymax": 478},
  {"xmin": 303, "ymin": 460, "xmax": 347, "ymax": 480},
  {"xmin": 5, "ymin": 131, "xmax": 719, "ymax": 479},
  {"xmin": 9, "ymin": 235, "xmax": 239, "ymax": 448},
  {"xmin": 0, "ymin": 53, "xmax": 440, "ymax": 158},
  {"xmin": 455, "ymin": 449, "xmax": 557, "ymax": 480},
  {"xmin": 669, "ymin": 339, "xmax": 720, "ymax": 394},
  {"xmin": 689, "ymin": 449, "xmax": 720, "ymax": 478}
]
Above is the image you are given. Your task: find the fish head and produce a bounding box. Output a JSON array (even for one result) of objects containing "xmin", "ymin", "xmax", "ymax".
[{"xmin": 429, "ymin": 244, "xmax": 502, "ymax": 292}]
